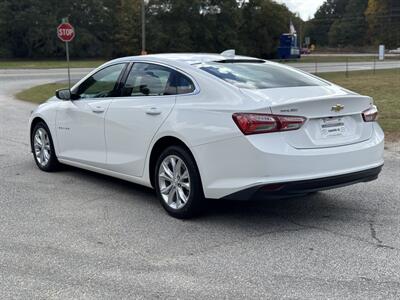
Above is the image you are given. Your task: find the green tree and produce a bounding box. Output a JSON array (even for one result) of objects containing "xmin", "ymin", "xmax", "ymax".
[
  {"xmin": 305, "ymin": 0, "xmax": 348, "ymax": 46},
  {"xmin": 0, "ymin": 0, "xmax": 303, "ymax": 59},
  {"xmin": 239, "ymin": 0, "xmax": 300, "ymax": 58},
  {"xmin": 146, "ymin": 0, "xmax": 301, "ymax": 58},
  {"xmin": 111, "ymin": 0, "xmax": 141, "ymax": 57},
  {"xmin": 328, "ymin": 0, "xmax": 369, "ymax": 47},
  {"xmin": 1, "ymin": 0, "xmax": 59, "ymax": 57},
  {"xmin": 366, "ymin": 0, "xmax": 400, "ymax": 47},
  {"xmin": 146, "ymin": 0, "xmax": 196, "ymax": 53},
  {"xmin": 0, "ymin": 0, "xmax": 121, "ymax": 58},
  {"xmin": 62, "ymin": 0, "xmax": 117, "ymax": 58},
  {"xmin": 197, "ymin": 0, "xmax": 242, "ymax": 53},
  {"xmin": 0, "ymin": 0, "xmax": 12, "ymax": 57}
]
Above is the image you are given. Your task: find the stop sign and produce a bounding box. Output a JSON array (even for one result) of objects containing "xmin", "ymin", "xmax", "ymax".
[{"xmin": 57, "ymin": 23, "xmax": 75, "ymax": 42}]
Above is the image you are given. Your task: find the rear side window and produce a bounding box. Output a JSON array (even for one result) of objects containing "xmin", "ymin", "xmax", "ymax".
[
  {"xmin": 196, "ymin": 62, "xmax": 327, "ymax": 90},
  {"xmin": 171, "ymin": 72, "xmax": 195, "ymax": 94},
  {"xmin": 122, "ymin": 63, "xmax": 174, "ymax": 96},
  {"xmin": 122, "ymin": 63, "xmax": 195, "ymax": 96}
]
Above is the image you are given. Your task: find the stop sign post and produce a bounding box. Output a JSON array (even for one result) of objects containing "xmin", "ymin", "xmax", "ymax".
[{"xmin": 57, "ymin": 21, "xmax": 75, "ymax": 89}]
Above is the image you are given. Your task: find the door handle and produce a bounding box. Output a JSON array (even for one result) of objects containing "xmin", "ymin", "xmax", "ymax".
[
  {"xmin": 146, "ymin": 107, "xmax": 162, "ymax": 116},
  {"xmin": 92, "ymin": 106, "xmax": 105, "ymax": 113}
]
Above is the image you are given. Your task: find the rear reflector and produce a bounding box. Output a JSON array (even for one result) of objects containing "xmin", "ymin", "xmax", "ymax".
[
  {"xmin": 362, "ymin": 105, "xmax": 378, "ymax": 122},
  {"xmin": 232, "ymin": 113, "xmax": 306, "ymax": 135},
  {"xmin": 261, "ymin": 183, "xmax": 285, "ymax": 191}
]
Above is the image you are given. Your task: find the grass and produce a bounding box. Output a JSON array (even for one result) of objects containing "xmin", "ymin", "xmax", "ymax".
[
  {"xmin": 280, "ymin": 55, "xmax": 400, "ymax": 64},
  {"xmin": 320, "ymin": 69, "xmax": 400, "ymax": 137},
  {"xmin": 3, "ymin": 56, "xmax": 399, "ymax": 68},
  {"xmin": 0, "ymin": 59, "xmax": 105, "ymax": 69},
  {"xmin": 16, "ymin": 69, "xmax": 400, "ymax": 138},
  {"xmin": 16, "ymin": 83, "xmax": 66, "ymax": 103}
]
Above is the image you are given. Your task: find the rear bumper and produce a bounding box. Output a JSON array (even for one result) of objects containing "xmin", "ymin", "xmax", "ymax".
[
  {"xmin": 192, "ymin": 123, "xmax": 384, "ymax": 199},
  {"xmin": 222, "ymin": 165, "xmax": 383, "ymax": 200}
]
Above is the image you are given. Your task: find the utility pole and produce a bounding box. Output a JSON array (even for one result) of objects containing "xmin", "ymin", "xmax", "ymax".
[
  {"xmin": 299, "ymin": 21, "xmax": 302, "ymax": 49},
  {"xmin": 141, "ymin": 0, "xmax": 146, "ymax": 55}
]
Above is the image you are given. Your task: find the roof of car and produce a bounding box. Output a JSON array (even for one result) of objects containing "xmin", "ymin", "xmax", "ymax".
[{"xmin": 112, "ymin": 53, "xmax": 263, "ymax": 65}]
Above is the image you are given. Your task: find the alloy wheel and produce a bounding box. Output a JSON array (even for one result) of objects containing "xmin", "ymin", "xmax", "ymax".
[
  {"xmin": 158, "ymin": 155, "xmax": 191, "ymax": 210},
  {"xmin": 33, "ymin": 128, "xmax": 51, "ymax": 167}
]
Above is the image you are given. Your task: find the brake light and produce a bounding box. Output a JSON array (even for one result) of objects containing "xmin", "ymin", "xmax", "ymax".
[
  {"xmin": 362, "ymin": 105, "xmax": 378, "ymax": 122},
  {"xmin": 232, "ymin": 113, "xmax": 306, "ymax": 135}
]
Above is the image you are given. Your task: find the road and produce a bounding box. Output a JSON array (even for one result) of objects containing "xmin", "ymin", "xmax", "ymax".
[
  {"xmin": 1, "ymin": 59, "xmax": 399, "ymax": 82},
  {"xmin": 0, "ymin": 68, "xmax": 400, "ymax": 299},
  {"xmin": 306, "ymin": 53, "xmax": 400, "ymax": 57},
  {"xmin": 286, "ymin": 60, "xmax": 400, "ymax": 73}
]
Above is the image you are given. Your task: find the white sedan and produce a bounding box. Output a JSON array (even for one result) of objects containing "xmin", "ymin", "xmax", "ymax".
[
  {"xmin": 29, "ymin": 52, "xmax": 384, "ymax": 218},
  {"xmin": 389, "ymin": 48, "xmax": 400, "ymax": 54}
]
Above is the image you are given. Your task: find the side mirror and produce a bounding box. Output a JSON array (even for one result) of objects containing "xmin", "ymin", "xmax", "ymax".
[
  {"xmin": 56, "ymin": 89, "xmax": 79, "ymax": 100},
  {"xmin": 56, "ymin": 88, "xmax": 72, "ymax": 100}
]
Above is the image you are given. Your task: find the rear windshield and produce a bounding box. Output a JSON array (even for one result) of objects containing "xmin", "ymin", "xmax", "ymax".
[{"xmin": 195, "ymin": 62, "xmax": 328, "ymax": 89}]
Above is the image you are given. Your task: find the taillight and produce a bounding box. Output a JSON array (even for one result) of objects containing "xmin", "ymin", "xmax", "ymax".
[
  {"xmin": 362, "ymin": 105, "xmax": 378, "ymax": 122},
  {"xmin": 232, "ymin": 113, "xmax": 306, "ymax": 135}
]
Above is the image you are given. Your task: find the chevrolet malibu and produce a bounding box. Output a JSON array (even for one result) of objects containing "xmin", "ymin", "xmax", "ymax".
[{"xmin": 29, "ymin": 52, "xmax": 384, "ymax": 218}]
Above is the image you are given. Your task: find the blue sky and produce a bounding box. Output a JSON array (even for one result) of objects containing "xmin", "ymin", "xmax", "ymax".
[{"xmin": 276, "ymin": 0, "xmax": 326, "ymax": 20}]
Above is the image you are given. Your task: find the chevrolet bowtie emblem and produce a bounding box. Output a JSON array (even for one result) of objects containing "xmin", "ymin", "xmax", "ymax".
[{"xmin": 331, "ymin": 104, "xmax": 345, "ymax": 112}]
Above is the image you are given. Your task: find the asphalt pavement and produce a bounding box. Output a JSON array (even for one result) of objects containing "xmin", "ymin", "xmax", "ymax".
[{"xmin": 0, "ymin": 67, "xmax": 400, "ymax": 299}]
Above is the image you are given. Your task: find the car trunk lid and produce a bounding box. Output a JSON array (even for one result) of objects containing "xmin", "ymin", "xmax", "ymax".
[{"xmin": 240, "ymin": 86, "xmax": 374, "ymax": 149}]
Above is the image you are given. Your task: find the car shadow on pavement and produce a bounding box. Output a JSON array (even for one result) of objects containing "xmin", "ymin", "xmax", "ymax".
[
  {"xmin": 205, "ymin": 194, "xmax": 336, "ymax": 221},
  {"xmin": 60, "ymin": 164, "xmax": 356, "ymax": 225},
  {"xmin": 60, "ymin": 164, "xmax": 157, "ymax": 201}
]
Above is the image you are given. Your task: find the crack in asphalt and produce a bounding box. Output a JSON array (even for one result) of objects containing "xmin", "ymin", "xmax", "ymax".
[
  {"xmin": 275, "ymin": 214, "xmax": 398, "ymax": 251},
  {"xmin": 368, "ymin": 213, "xmax": 395, "ymax": 250},
  {"xmin": 369, "ymin": 216, "xmax": 383, "ymax": 245}
]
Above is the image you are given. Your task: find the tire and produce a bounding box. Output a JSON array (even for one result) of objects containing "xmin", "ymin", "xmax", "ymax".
[
  {"xmin": 31, "ymin": 121, "xmax": 60, "ymax": 172},
  {"xmin": 154, "ymin": 145, "xmax": 205, "ymax": 219}
]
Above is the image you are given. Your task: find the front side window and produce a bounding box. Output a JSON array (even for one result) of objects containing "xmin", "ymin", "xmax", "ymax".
[
  {"xmin": 195, "ymin": 62, "xmax": 328, "ymax": 90},
  {"xmin": 75, "ymin": 63, "xmax": 126, "ymax": 99}
]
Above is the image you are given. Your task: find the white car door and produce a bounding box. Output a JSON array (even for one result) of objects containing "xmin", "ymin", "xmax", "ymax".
[
  {"xmin": 105, "ymin": 62, "xmax": 193, "ymax": 177},
  {"xmin": 56, "ymin": 63, "xmax": 127, "ymax": 168}
]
